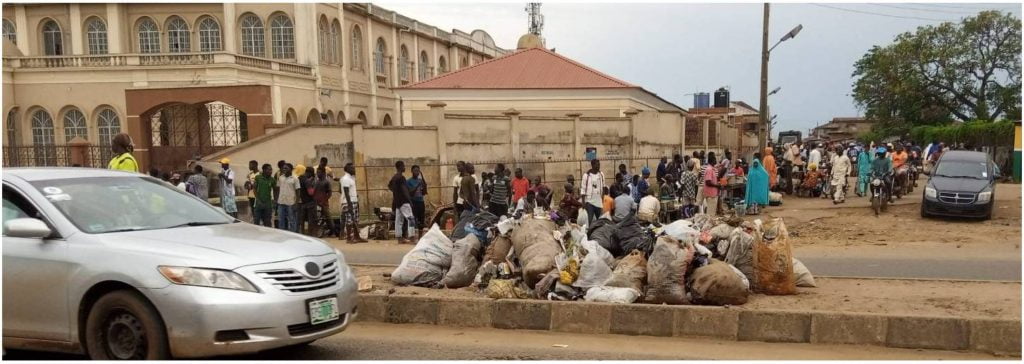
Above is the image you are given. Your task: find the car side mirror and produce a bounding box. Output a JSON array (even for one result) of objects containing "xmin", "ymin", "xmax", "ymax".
[{"xmin": 4, "ymin": 218, "xmax": 53, "ymax": 239}]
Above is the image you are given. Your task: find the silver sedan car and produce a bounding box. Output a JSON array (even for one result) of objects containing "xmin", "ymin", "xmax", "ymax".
[{"xmin": 2, "ymin": 168, "xmax": 358, "ymax": 359}]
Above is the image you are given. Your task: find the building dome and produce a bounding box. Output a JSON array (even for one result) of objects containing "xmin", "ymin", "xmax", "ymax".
[{"xmin": 517, "ymin": 33, "xmax": 544, "ymax": 50}]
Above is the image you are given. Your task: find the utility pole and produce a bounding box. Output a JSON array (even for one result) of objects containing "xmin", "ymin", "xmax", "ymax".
[{"xmin": 758, "ymin": 3, "xmax": 770, "ymax": 152}]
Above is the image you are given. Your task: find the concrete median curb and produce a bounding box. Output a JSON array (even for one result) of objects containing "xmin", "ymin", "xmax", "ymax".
[{"xmin": 355, "ymin": 293, "xmax": 1021, "ymax": 356}]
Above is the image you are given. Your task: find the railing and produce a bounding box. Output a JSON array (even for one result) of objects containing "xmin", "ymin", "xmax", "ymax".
[
  {"xmin": 139, "ymin": 53, "xmax": 213, "ymax": 66},
  {"xmin": 4, "ymin": 52, "xmax": 313, "ymax": 77},
  {"xmin": 3, "ymin": 145, "xmax": 73, "ymax": 167}
]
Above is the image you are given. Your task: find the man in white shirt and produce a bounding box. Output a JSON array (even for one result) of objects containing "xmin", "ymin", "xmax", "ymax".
[
  {"xmin": 340, "ymin": 163, "xmax": 367, "ymax": 243},
  {"xmin": 580, "ymin": 159, "xmax": 605, "ymax": 225},
  {"xmin": 453, "ymin": 161, "xmax": 466, "ymax": 217},
  {"xmin": 808, "ymin": 144, "xmax": 823, "ymax": 167},
  {"xmin": 276, "ymin": 163, "xmax": 301, "ymax": 232},
  {"xmin": 218, "ymin": 158, "xmax": 238, "ymax": 218},
  {"xmin": 637, "ymin": 189, "xmax": 661, "ymax": 223}
]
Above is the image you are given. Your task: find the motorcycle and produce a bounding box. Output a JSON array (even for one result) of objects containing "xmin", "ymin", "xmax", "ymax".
[
  {"xmin": 893, "ymin": 165, "xmax": 910, "ymax": 199},
  {"xmin": 870, "ymin": 173, "xmax": 892, "ymax": 216}
]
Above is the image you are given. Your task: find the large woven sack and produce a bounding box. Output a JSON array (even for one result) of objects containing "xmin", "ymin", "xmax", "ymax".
[
  {"xmin": 645, "ymin": 236, "xmax": 694, "ymax": 305},
  {"xmin": 483, "ymin": 236, "xmax": 513, "ymax": 265},
  {"xmin": 604, "ymin": 250, "xmax": 647, "ymax": 292},
  {"xmin": 391, "ymin": 224, "xmax": 454, "ymax": 287},
  {"xmin": 584, "ymin": 286, "xmax": 641, "ymax": 304},
  {"xmin": 752, "ymin": 218, "xmax": 796, "ymax": 295},
  {"xmin": 441, "ymin": 235, "xmax": 482, "ymax": 288},
  {"xmin": 688, "ymin": 259, "xmax": 750, "ymax": 306},
  {"xmin": 510, "ymin": 218, "xmax": 561, "ymax": 287},
  {"xmin": 792, "ymin": 258, "xmax": 817, "ymax": 287}
]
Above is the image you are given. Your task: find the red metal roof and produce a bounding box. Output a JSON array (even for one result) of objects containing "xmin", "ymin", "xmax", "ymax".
[{"xmin": 399, "ymin": 47, "xmax": 638, "ymax": 89}]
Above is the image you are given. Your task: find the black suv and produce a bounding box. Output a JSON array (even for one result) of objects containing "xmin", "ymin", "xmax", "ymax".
[{"xmin": 921, "ymin": 150, "xmax": 999, "ymax": 220}]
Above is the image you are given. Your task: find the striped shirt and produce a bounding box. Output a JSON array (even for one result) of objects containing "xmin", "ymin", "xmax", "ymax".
[{"xmin": 489, "ymin": 175, "xmax": 511, "ymax": 206}]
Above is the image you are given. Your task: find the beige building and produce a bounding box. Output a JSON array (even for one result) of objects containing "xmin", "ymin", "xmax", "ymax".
[
  {"xmin": 1, "ymin": 3, "xmax": 508, "ymax": 172},
  {"xmin": 810, "ymin": 117, "xmax": 875, "ymax": 143}
]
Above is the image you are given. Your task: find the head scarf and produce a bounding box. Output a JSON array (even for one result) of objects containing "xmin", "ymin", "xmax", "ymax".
[
  {"xmin": 745, "ymin": 159, "xmax": 770, "ymax": 206},
  {"xmin": 111, "ymin": 133, "xmax": 133, "ymax": 155}
]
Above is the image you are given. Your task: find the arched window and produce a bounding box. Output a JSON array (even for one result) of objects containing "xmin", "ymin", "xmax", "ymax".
[
  {"xmin": 3, "ymin": 19, "xmax": 17, "ymax": 44},
  {"xmin": 398, "ymin": 45, "xmax": 409, "ymax": 82},
  {"xmin": 374, "ymin": 38, "xmax": 387, "ymax": 75},
  {"xmin": 31, "ymin": 109, "xmax": 55, "ymax": 146},
  {"xmin": 62, "ymin": 109, "xmax": 87, "ymax": 142},
  {"xmin": 285, "ymin": 108, "xmax": 297, "ymax": 124},
  {"xmin": 331, "ymin": 19, "xmax": 342, "ymax": 65},
  {"xmin": 317, "ymin": 17, "xmax": 329, "ymax": 63},
  {"xmin": 197, "ymin": 17, "xmax": 221, "ymax": 52},
  {"xmin": 350, "ymin": 25, "xmax": 362, "ymax": 70},
  {"xmin": 382, "ymin": 114, "xmax": 393, "ymax": 126},
  {"xmin": 438, "ymin": 55, "xmax": 448, "ymax": 74},
  {"xmin": 6, "ymin": 108, "xmax": 20, "ymax": 146},
  {"xmin": 418, "ymin": 51, "xmax": 430, "ymax": 80},
  {"xmin": 85, "ymin": 18, "xmax": 107, "ymax": 54},
  {"xmin": 460, "ymin": 56, "xmax": 468, "ymax": 69},
  {"xmin": 137, "ymin": 17, "xmax": 160, "ymax": 53},
  {"xmin": 239, "ymin": 14, "xmax": 264, "ymax": 57},
  {"xmin": 269, "ymin": 14, "xmax": 294, "ymax": 59},
  {"xmin": 41, "ymin": 20, "xmax": 63, "ymax": 55},
  {"xmin": 97, "ymin": 108, "xmax": 120, "ymax": 146},
  {"xmin": 357, "ymin": 111, "xmax": 367, "ymax": 123},
  {"xmin": 166, "ymin": 16, "xmax": 190, "ymax": 53}
]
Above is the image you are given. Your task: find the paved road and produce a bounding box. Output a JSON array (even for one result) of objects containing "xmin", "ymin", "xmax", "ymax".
[
  {"xmin": 336, "ymin": 243, "xmax": 1022, "ymax": 281},
  {"xmin": 5, "ymin": 322, "xmax": 1000, "ymax": 360}
]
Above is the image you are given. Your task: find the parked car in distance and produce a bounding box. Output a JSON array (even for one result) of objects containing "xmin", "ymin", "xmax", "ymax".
[
  {"xmin": 921, "ymin": 151, "xmax": 999, "ymax": 220},
  {"xmin": 2, "ymin": 168, "xmax": 358, "ymax": 359}
]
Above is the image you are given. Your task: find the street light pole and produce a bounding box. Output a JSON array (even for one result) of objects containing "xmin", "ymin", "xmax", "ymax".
[{"xmin": 758, "ymin": 3, "xmax": 770, "ymax": 153}]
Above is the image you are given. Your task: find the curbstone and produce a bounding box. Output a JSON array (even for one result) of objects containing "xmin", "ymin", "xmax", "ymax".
[
  {"xmin": 674, "ymin": 306, "xmax": 739, "ymax": 339},
  {"xmin": 969, "ymin": 319, "xmax": 1021, "ymax": 355},
  {"xmin": 438, "ymin": 297, "xmax": 492, "ymax": 328},
  {"xmin": 550, "ymin": 301, "xmax": 613, "ymax": 335},
  {"xmin": 887, "ymin": 316, "xmax": 969, "ymax": 350},
  {"xmin": 386, "ymin": 295, "xmax": 439, "ymax": 325},
  {"xmin": 810, "ymin": 312, "xmax": 887, "ymax": 346},
  {"xmin": 610, "ymin": 304, "xmax": 674, "ymax": 337},
  {"xmin": 355, "ymin": 294, "xmax": 388, "ymax": 323},
  {"xmin": 492, "ymin": 299, "xmax": 551, "ymax": 330},
  {"xmin": 738, "ymin": 310, "xmax": 811, "ymax": 343}
]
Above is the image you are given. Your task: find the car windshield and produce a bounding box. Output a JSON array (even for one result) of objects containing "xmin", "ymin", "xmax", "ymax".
[
  {"xmin": 934, "ymin": 160, "xmax": 989, "ymax": 179},
  {"xmin": 29, "ymin": 176, "xmax": 234, "ymax": 234}
]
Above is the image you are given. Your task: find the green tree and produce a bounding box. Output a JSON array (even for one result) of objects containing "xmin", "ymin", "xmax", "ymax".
[{"xmin": 852, "ymin": 11, "xmax": 1021, "ymax": 129}]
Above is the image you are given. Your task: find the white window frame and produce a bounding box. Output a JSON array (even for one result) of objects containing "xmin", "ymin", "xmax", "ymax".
[
  {"xmin": 3, "ymin": 19, "xmax": 16, "ymax": 44},
  {"xmin": 97, "ymin": 109, "xmax": 120, "ymax": 146},
  {"xmin": 374, "ymin": 38, "xmax": 386, "ymax": 75},
  {"xmin": 197, "ymin": 17, "xmax": 221, "ymax": 52},
  {"xmin": 42, "ymin": 20, "xmax": 63, "ymax": 56},
  {"xmin": 166, "ymin": 16, "xmax": 190, "ymax": 53},
  {"xmin": 85, "ymin": 18, "xmax": 108, "ymax": 55},
  {"xmin": 418, "ymin": 51, "xmax": 430, "ymax": 80},
  {"xmin": 62, "ymin": 109, "xmax": 87, "ymax": 142},
  {"xmin": 137, "ymin": 18, "xmax": 160, "ymax": 54},
  {"xmin": 269, "ymin": 14, "xmax": 294, "ymax": 59},
  {"xmin": 31, "ymin": 110, "xmax": 55, "ymax": 146},
  {"xmin": 350, "ymin": 25, "xmax": 362, "ymax": 70},
  {"xmin": 239, "ymin": 14, "xmax": 264, "ymax": 57}
]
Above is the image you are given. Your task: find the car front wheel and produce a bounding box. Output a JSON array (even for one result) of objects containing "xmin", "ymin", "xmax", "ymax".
[{"xmin": 85, "ymin": 290, "xmax": 170, "ymax": 360}]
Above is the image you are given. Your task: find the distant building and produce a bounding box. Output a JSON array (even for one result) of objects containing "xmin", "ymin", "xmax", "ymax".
[{"xmin": 810, "ymin": 117, "xmax": 875, "ymax": 143}]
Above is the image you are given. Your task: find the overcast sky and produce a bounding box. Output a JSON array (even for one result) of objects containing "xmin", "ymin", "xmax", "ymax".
[{"xmin": 377, "ymin": 1, "xmax": 1021, "ymax": 135}]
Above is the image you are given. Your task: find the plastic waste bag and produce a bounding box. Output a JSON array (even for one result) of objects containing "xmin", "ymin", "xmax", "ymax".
[
  {"xmin": 753, "ymin": 218, "xmax": 796, "ymax": 295},
  {"xmin": 572, "ymin": 249, "xmax": 613, "ymax": 288},
  {"xmin": 720, "ymin": 227, "xmax": 755, "ymax": 288},
  {"xmin": 584, "ymin": 286, "xmax": 641, "ymax": 304},
  {"xmin": 687, "ymin": 259, "xmax": 750, "ymax": 306},
  {"xmin": 587, "ymin": 217, "xmax": 618, "ymax": 253},
  {"xmin": 663, "ymin": 220, "xmax": 700, "ymax": 244},
  {"xmin": 581, "ymin": 239, "xmax": 615, "ymax": 269},
  {"xmin": 604, "ymin": 249, "xmax": 647, "ymax": 292},
  {"xmin": 645, "ymin": 236, "xmax": 695, "ymax": 305},
  {"xmin": 441, "ymin": 235, "xmax": 482, "ymax": 288},
  {"xmin": 391, "ymin": 224, "xmax": 454, "ymax": 287},
  {"xmin": 792, "ymin": 258, "xmax": 816, "ymax": 287},
  {"xmin": 486, "ymin": 279, "xmax": 529, "ymax": 299}
]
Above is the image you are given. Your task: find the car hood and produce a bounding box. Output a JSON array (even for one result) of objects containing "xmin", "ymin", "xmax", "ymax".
[
  {"xmin": 929, "ymin": 176, "xmax": 991, "ymax": 193},
  {"xmin": 99, "ymin": 222, "xmax": 334, "ymax": 269}
]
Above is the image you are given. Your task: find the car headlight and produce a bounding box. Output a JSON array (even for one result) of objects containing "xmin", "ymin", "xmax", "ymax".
[
  {"xmin": 871, "ymin": 179, "xmax": 882, "ymax": 186},
  {"xmin": 158, "ymin": 266, "xmax": 259, "ymax": 292},
  {"xmin": 333, "ymin": 247, "xmax": 348, "ymax": 266},
  {"xmin": 925, "ymin": 186, "xmax": 937, "ymax": 199},
  {"xmin": 977, "ymin": 189, "xmax": 992, "ymax": 203}
]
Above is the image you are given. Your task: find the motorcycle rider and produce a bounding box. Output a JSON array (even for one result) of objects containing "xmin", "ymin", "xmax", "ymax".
[
  {"xmin": 892, "ymin": 145, "xmax": 910, "ymax": 196},
  {"xmin": 870, "ymin": 146, "xmax": 894, "ymax": 203}
]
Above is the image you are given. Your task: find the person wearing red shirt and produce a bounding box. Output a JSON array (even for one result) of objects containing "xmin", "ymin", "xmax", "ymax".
[{"xmin": 511, "ymin": 168, "xmax": 530, "ymax": 204}]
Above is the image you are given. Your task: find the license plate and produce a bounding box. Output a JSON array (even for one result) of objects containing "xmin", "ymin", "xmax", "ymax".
[{"xmin": 307, "ymin": 296, "xmax": 340, "ymax": 325}]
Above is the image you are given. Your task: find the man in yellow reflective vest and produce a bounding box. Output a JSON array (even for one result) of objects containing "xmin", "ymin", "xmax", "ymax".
[{"xmin": 107, "ymin": 133, "xmax": 139, "ymax": 173}]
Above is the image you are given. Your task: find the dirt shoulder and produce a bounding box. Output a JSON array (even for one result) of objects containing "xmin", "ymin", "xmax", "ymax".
[{"xmin": 352, "ymin": 265, "xmax": 1021, "ymax": 320}]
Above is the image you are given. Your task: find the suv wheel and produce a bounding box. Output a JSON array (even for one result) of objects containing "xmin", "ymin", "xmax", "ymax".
[{"xmin": 85, "ymin": 290, "xmax": 170, "ymax": 360}]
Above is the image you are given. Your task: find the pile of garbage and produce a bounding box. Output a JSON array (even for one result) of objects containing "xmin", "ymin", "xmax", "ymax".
[{"xmin": 391, "ymin": 209, "xmax": 815, "ymax": 306}]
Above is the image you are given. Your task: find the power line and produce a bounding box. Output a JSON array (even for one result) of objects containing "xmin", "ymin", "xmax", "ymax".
[
  {"xmin": 809, "ymin": 3, "xmax": 959, "ymax": 22},
  {"xmin": 868, "ymin": 3, "xmax": 1000, "ymax": 15},
  {"xmin": 908, "ymin": 3, "xmax": 1021, "ymax": 10}
]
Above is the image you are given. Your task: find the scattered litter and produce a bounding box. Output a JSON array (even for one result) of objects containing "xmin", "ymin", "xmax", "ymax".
[
  {"xmin": 357, "ymin": 276, "xmax": 374, "ymax": 292},
  {"xmin": 552, "ymin": 344, "xmax": 569, "ymax": 348}
]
